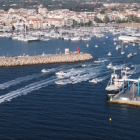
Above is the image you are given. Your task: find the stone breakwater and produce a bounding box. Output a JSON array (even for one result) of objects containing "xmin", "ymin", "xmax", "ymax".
[{"xmin": 0, "ymin": 53, "xmax": 93, "ymax": 67}]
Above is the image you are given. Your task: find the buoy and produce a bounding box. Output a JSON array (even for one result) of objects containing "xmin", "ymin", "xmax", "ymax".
[{"xmin": 109, "ymin": 118, "xmax": 112, "ymax": 121}]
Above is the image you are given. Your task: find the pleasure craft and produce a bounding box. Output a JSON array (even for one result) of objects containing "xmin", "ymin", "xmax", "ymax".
[
  {"xmin": 108, "ymin": 52, "xmax": 112, "ymax": 56},
  {"xmin": 107, "ymin": 63, "xmax": 112, "ymax": 68},
  {"xmin": 114, "ymin": 42, "xmax": 116, "ymax": 45},
  {"xmin": 95, "ymin": 45, "xmax": 98, "ymax": 48},
  {"xmin": 86, "ymin": 44, "xmax": 89, "ymax": 47},
  {"xmin": 82, "ymin": 64, "xmax": 86, "ymax": 67},
  {"xmin": 124, "ymin": 40, "xmax": 129, "ymax": 44},
  {"xmin": 134, "ymin": 52, "xmax": 137, "ymax": 55},
  {"xmin": 55, "ymin": 71, "xmax": 66, "ymax": 76},
  {"xmin": 89, "ymin": 79, "xmax": 97, "ymax": 84},
  {"xmin": 41, "ymin": 69, "xmax": 48, "ymax": 73},
  {"xmin": 127, "ymin": 53, "xmax": 133, "ymax": 58},
  {"xmin": 125, "ymin": 45, "xmax": 128, "ymax": 48}
]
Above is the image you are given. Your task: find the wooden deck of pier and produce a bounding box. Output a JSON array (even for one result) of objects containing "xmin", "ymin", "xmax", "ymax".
[{"xmin": 0, "ymin": 52, "xmax": 93, "ymax": 67}]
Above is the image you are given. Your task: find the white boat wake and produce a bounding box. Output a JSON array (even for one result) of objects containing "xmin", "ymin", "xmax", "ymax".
[{"xmin": 0, "ymin": 76, "xmax": 57, "ymax": 104}]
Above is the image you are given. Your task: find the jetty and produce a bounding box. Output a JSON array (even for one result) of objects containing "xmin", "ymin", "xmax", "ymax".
[
  {"xmin": 0, "ymin": 49, "xmax": 93, "ymax": 67},
  {"xmin": 108, "ymin": 78, "xmax": 140, "ymax": 107}
]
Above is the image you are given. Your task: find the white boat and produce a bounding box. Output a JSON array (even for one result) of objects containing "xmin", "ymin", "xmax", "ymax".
[
  {"xmin": 103, "ymin": 42, "xmax": 105, "ymax": 44},
  {"xmin": 108, "ymin": 52, "xmax": 112, "ymax": 56},
  {"xmin": 134, "ymin": 52, "xmax": 137, "ymax": 55},
  {"xmin": 95, "ymin": 45, "xmax": 98, "ymax": 48},
  {"xmin": 127, "ymin": 53, "xmax": 133, "ymax": 58},
  {"xmin": 82, "ymin": 64, "xmax": 86, "ymax": 67},
  {"xmin": 131, "ymin": 65, "xmax": 135, "ymax": 68},
  {"xmin": 89, "ymin": 79, "xmax": 97, "ymax": 84},
  {"xmin": 55, "ymin": 80, "xmax": 65, "ymax": 85},
  {"xmin": 133, "ymin": 43, "xmax": 135, "ymax": 46},
  {"xmin": 107, "ymin": 63, "xmax": 112, "ymax": 68},
  {"xmin": 106, "ymin": 36, "xmax": 108, "ymax": 38},
  {"xmin": 114, "ymin": 42, "xmax": 116, "ymax": 45},
  {"xmin": 55, "ymin": 71, "xmax": 66, "ymax": 76},
  {"xmin": 86, "ymin": 44, "xmax": 89, "ymax": 47},
  {"xmin": 125, "ymin": 45, "xmax": 128, "ymax": 48},
  {"xmin": 41, "ymin": 69, "xmax": 48, "ymax": 73},
  {"xmin": 116, "ymin": 46, "xmax": 119, "ymax": 50}
]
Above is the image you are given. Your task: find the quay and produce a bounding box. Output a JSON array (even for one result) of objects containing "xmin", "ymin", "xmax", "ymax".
[
  {"xmin": 108, "ymin": 78, "xmax": 140, "ymax": 107},
  {"xmin": 0, "ymin": 49, "xmax": 93, "ymax": 67}
]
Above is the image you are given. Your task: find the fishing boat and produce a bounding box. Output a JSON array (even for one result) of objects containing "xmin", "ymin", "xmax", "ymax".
[{"xmin": 106, "ymin": 67, "xmax": 130, "ymax": 96}]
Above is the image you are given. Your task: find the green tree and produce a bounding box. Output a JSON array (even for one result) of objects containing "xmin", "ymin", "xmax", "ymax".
[{"xmin": 103, "ymin": 15, "xmax": 109, "ymax": 23}]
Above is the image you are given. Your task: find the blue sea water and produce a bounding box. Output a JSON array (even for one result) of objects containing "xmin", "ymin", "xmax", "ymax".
[{"xmin": 0, "ymin": 33, "xmax": 140, "ymax": 139}]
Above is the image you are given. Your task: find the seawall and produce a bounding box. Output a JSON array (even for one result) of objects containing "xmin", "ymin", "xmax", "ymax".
[{"xmin": 0, "ymin": 53, "xmax": 93, "ymax": 67}]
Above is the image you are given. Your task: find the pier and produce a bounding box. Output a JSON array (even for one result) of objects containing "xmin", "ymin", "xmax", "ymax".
[
  {"xmin": 0, "ymin": 52, "xmax": 93, "ymax": 67},
  {"xmin": 108, "ymin": 79, "xmax": 140, "ymax": 107}
]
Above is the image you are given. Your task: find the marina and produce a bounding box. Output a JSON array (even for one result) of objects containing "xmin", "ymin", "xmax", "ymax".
[{"xmin": 0, "ymin": 26, "xmax": 140, "ymax": 139}]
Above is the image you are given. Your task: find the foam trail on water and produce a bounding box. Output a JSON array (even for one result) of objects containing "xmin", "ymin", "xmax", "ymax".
[{"xmin": 0, "ymin": 76, "xmax": 57, "ymax": 104}]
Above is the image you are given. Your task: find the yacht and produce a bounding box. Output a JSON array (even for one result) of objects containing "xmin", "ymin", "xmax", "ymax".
[
  {"xmin": 107, "ymin": 63, "xmax": 112, "ymax": 68},
  {"xmin": 106, "ymin": 67, "xmax": 130, "ymax": 96},
  {"xmin": 108, "ymin": 52, "xmax": 112, "ymax": 56}
]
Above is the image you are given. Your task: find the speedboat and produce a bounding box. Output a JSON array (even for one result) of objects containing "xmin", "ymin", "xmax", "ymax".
[
  {"xmin": 86, "ymin": 44, "xmax": 89, "ymax": 47},
  {"xmin": 41, "ymin": 69, "xmax": 48, "ymax": 73},
  {"xmin": 55, "ymin": 71, "xmax": 66, "ymax": 76},
  {"xmin": 131, "ymin": 65, "xmax": 135, "ymax": 68},
  {"xmin": 55, "ymin": 80, "xmax": 65, "ymax": 85},
  {"xmin": 89, "ymin": 79, "xmax": 97, "ymax": 84},
  {"xmin": 134, "ymin": 52, "xmax": 137, "ymax": 55},
  {"xmin": 95, "ymin": 45, "xmax": 98, "ymax": 48},
  {"xmin": 121, "ymin": 51, "xmax": 125, "ymax": 55},
  {"xmin": 114, "ymin": 42, "xmax": 116, "ymax": 45},
  {"xmin": 108, "ymin": 52, "xmax": 112, "ymax": 56},
  {"xmin": 127, "ymin": 53, "xmax": 133, "ymax": 58},
  {"xmin": 107, "ymin": 63, "xmax": 112, "ymax": 68},
  {"xmin": 82, "ymin": 64, "xmax": 86, "ymax": 67}
]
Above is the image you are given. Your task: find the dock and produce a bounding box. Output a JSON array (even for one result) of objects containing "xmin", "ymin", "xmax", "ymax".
[
  {"xmin": 108, "ymin": 84, "xmax": 140, "ymax": 106},
  {"xmin": 0, "ymin": 52, "xmax": 93, "ymax": 67}
]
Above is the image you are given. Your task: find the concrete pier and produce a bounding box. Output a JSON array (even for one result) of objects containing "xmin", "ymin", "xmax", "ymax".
[{"xmin": 0, "ymin": 52, "xmax": 93, "ymax": 67}]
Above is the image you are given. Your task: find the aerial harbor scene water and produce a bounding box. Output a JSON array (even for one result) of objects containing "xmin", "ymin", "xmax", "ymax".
[{"xmin": 1, "ymin": 0, "xmax": 140, "ymax": 139}]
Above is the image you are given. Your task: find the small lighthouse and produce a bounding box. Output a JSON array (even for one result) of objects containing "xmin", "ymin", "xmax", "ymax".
[{"xmin": 77, "ymin": 46, "xmax": 79, "ymax": 54}]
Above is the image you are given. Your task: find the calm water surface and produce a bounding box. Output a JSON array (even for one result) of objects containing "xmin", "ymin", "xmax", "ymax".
[{"xmin": 0, "ymin": 34, "xmax": 140, "ymax": 140}]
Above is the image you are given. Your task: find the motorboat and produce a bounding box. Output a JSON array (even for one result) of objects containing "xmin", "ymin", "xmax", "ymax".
[
  {"xmin": 41, "ymin": 69, "xmax": 48, "ymax": 73},
  {"xmin": 125, "ymin": 45, "xmax": 128, "ymax": 48},
  {"xmin": 89, "ymin": 79, "xmax": 97, "ymax": 84},
  {"xmin": 108, "ymin": 52, "xmax": 112, "ymax": 56},
  {"xmin": 107, "ymin": 63, "xmax": 112, "ymax": 68},
  {"xmin": 55, "ymin": 71, "xmax": 66, "ymax": 76},
  {"xmin": 103, "ymin": 42, "xmax": 105, "ymax": 44},
  {"xmin": 114, "ymin": 42, "xmax": 116, "ymax": 45},
  {"xmin": 116, "ymin": 46, "xmax": 119, "ymax": 50},
  {"xmin": 134, "ymin": 53, "xmax": 137, "ymax": 55},
  {"xmin": 106, "ymin": 36, "xmax": 108, "ymax": 38},
  {"xmin": 131, "ymin": 65, "xmax": 135, "ymax": 68},
  {"xmin": 55, "ymin": 80, "xmax": 65, "ymax": 85},
  {"xmin": 82, "ymin": 64, "xmax": 86, "ymax": 67},
  {"xmin": 86, "ymin": 44, "xmax": 89, "ymax": 47},
  {"xmin": 95, "ymin": 45, "xmax": 98, "ymax": 48},
  {"xmin": 127, "ymin": 53, "xmax": 133, "ymax": 58},
  {"xmin": 133, "ymin": 43, "xmax": 135, "ymax": 46}
]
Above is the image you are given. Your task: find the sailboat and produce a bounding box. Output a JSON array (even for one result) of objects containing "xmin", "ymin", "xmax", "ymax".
[{"xmin": 121, "ymin": 42, "xmax": 125, "ymax": 55}]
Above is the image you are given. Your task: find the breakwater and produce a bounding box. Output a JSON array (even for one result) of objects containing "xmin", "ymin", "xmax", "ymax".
[{"xmin": 0, "ymin": 53, "xmax": 93, "ymax": 67}]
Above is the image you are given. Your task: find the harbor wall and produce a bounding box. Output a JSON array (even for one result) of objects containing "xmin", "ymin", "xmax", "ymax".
[{"xmin": 0, "ymin": 53, "xmax": 93, "ymax": 67}]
